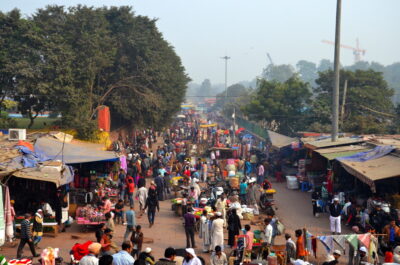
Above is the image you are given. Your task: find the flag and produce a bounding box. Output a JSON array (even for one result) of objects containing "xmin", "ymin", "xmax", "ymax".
[
  {"xmin": 318, "ymin": 235, "xmax": 334, "ymax": 254},
  {"xmin": 333, "ymin": 235, "xmax": 346, "ymax": 252},
  {"xmin": 345, "ymin": 234, "xmax": 358, "ymax": 250},
  {"xmin": 357, "ymin": 233, "xmax": 371, "ymax": 248}
]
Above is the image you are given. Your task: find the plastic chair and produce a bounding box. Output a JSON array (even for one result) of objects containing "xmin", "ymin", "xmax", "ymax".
[{"xmin": 300, "ymin": 181, "xmax": 310, "ymax": 192}]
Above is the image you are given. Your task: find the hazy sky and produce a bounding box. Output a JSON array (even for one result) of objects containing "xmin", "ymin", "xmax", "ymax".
[{"xmin": 2, "ymin": 0, "xmax": 399, "ymax": 84}]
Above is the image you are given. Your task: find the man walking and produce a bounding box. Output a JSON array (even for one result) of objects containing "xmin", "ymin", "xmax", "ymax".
[
  {"xmin": 257, "ymin": 163, "xmax": 265, "ymax": 185},
  {"xmin": 329, "ymin": 198, "xmax": 342, "ymax": 235},
  {"xmin": 112, "ymin": 242, "xmax": 135, "ymax": 265},
  {"xmin": 183, "ymin": 208, "xmax": 196, "ymax": 248},
  {"xmin": 124, "ymin": 206, "xmax": 136, "ymax": 241},
  {"xmin": 17, "ymin": 214, "xmax": 38, "ymax": 259}
]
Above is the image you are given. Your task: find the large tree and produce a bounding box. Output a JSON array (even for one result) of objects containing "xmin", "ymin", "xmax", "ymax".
[
  {"xmin": 242, "ymin": 76, "xmax": 312, "ymax": 135},
  {"xmin": 312, "ymin": 69, "xmax": 395, "ymax": 134},
  {"xmin": 0, "ymin": 6, "xmax": 189, "ymax": 137}
]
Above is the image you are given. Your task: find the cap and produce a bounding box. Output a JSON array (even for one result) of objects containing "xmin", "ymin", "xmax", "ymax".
[
  {"xmin": 37, "ymin": 209, "xmax": 43, "ymax": 212},
  {"xmin": 359, "ymin": 246, "xmax": 367, "ymax": 253},
  {"xmin": 185, "ymin": 248, "xmax": 196, "ymax": 257},
  {"xmin": 333, "ymin": 197, "xmax": 339, "ymax": 201},
  {"xmin": 194, "ymin": 178, "xmax": 199, "ymax": 183},
  {"xmin": 145, "ymin": 247, "xmax": 152, "ymax": 253},
  {"xmin": 88, "ymin": 243, "xmax": 102, "ymax": 254},
  {"xmin": 333, "ymin": 250, "xmax": 341, "ymax": 256},
  {"xmin": 216, "ymin": 212, "xmax": 222, "ymax": 216}
]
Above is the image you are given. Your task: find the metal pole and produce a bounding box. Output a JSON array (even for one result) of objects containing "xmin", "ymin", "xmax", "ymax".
[
  {"xmin": 340, "ymin": 79, "xmax": 348, "ymax": 126},
  {"xmin": 332, "ymin": 0, "xmax": 341, "ymax": 142},
  {"xmin": 233, "ymin": 108, "xmax": 236, "ymax": 145},
  {"xmin": 221, "ymin": 56, "xmax": 230, "ymax": 102}
]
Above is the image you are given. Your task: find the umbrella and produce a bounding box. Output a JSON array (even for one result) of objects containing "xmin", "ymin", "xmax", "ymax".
[
  {"xmin": 235, "ymin": 127, "xmax": 245, "ymax": 135},
  {"xmin": 4, "ymin": 186, "xmax": 13, "ymax": 241}
]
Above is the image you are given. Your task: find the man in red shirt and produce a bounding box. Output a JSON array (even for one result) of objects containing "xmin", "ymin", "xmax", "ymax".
[{"xmin": 126, "ymin": 175, "xmax": 135, "ymax": 207}]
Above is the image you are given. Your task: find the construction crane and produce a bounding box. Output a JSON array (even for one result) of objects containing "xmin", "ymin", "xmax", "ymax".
[
  {"xmin": 267, "ymin": 53, "xmax": 274, "ymax": 65},
  {"xmin": 322, "ymin": 38, "xmax": 366, "ymax": 63}
]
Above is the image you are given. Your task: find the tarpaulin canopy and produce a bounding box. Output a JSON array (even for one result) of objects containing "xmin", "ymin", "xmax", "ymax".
[
  {"xmin": 35, "ymin": 137, "xmax": 119, "ymax": 164},
  {"xmin": 267, "ymin": 130, "xmax": 297, "ymax": 150},
  {"xmin": 304, "ymin": 137, "xmax": 364, "ymax": 150},
  {"xmin": 314, "ymin": 145, "xmax": 371, "ymax": 161},
  {"xmin": 12, "ymin": 166, "xmax": 74, "ymax": 187},
  {"xmin": 337, "ymin": 145, "xmax": 395, "ymax": 162},
  {"xmin": 339, "ymin": 154, "xmax": 400, "ymax": 192}
]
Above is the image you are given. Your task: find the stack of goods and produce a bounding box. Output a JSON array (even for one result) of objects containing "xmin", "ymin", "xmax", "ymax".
[
  {"xmin": 297, "ymin": 159, "xmax": 307, "ymax": 182},
  {"xmin": 253, "ymin": 230, "xmax": 263, "ymax": 245},
  {"xmin": 226, "ymin": 159, "xmax": 236, "ymax": 177},
  {"xmin": 242, "ymin": 207, "xmax": 255, "ymax": 220},
  {"xmin": 102, "ymin": 187, "xmax": 118, "ymax": 198},
  {"xmin": 286, "ymin": 176, "xmax": 299, "ymax": 190},
  {"xmin": 76, "ymin": 205, "xmax": 105, "ymax": 224},
  {"xmin": 171, "ymin": 198, "xmax": 184, "ymax": 205}
]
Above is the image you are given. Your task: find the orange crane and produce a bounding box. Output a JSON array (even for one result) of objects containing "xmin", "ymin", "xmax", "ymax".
[{"xmin": 322, "ymin": 38, "xmax": 366, "ymax": 63}]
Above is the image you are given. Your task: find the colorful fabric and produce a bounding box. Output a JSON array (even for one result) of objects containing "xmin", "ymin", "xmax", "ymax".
[
  {"xmin": 333, "ymin": 235, "xmax": 346, "ymax": 252},
  {"xmin": 345, "ymin": 234, "xmax": 358, "ymax": 250},
  {"xmin": 358, "ymin": 233, "xmax": 371, "ymax": 248},
  {"xmin": 318, "ymin": 235, "xmax": 334, "ymax": 254},
  {"xmin": 0, "ymin": 256, "xmax": 8, "ymax": 265}
]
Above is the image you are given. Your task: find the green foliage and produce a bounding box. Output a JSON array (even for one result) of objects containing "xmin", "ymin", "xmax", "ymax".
[
  {"xmin": 0, "ymin": 112, "xmax": 17, "ymax": 128},
  {"xmin": 313, "ymin": 69, "xmax": 395, "ymax": 134},
  {"xmin": 0, "ymin": 6, "xmax": 189, "ymax": 138},
  {"xmin": 242, "ymin": 76, "xmax": 312, "ymax": 135}
]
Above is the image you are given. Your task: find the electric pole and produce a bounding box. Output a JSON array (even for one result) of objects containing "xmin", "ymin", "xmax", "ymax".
[
  {"xmin": 221, "ymin": 56, "xmax": 231, "ymax": 102},
  {"xmin": 332, "ymin": 0, "xmax": 341, "ymax": 142}
]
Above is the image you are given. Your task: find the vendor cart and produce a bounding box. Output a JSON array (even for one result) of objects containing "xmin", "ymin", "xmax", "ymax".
[{"xmin": 75, "ymin": 206, "xmax": 106, "ymax": 232}]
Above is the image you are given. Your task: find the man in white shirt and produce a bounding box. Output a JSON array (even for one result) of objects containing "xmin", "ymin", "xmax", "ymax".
[
  {"xmin": 263, "ymin": 218, "xmax": 273, "ymax": 245},
  {"xmin": 112, "ymin": 241, "xmax": 135, "ymax": 265}
]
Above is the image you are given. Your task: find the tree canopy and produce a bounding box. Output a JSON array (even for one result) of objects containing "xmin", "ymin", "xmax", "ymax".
[{"xmin": 0, "ymin": 6, "xmax": 189, "ymax": 137}]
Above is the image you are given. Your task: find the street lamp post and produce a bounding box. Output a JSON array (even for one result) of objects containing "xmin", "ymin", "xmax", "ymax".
[
  {"xmin": 221, "ymin": 56, "xmax": 231, "ymax": 102},
  {"xmin": 332, "ymin": 0, "xmax": 342, "ymax": 142}
]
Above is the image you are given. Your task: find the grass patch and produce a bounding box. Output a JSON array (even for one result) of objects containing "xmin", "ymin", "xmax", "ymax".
[{"xmin": 14, "ymin": 117, "xmax": 60, "ymax": 129}]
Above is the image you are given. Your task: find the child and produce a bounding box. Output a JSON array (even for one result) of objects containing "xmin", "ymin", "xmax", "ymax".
[{"xmin": 130, "ymin": 225, "xmax": 144, "ymax": 259}]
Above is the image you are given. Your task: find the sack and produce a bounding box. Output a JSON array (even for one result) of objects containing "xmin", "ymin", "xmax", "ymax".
[{"xmin": 276, "ymin": 220, "xmax": 285, "ymax": 236}]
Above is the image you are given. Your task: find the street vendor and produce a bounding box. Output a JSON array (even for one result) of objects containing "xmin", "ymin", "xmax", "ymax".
[
  {"xmin": 40, "ymin": 201, "xmax": 55, "ymax": 217},
  {"xmin": 262, "ymin": 179, "xmax": 272, "ymax": 190},
  {"xmin": 215, "ymin": 194, "xmax": 227, "ymax": 226},
  {"xmin": 101, "ymin": 196, "xmax": 112, "ymax": 214}
]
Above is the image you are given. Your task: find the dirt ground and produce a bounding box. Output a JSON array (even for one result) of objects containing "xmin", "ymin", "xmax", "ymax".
[{"xmin": 1, "ymin": 180, "xmax": 351, "ymax": 264}]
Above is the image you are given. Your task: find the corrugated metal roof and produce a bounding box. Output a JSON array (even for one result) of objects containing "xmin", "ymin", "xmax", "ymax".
[
  {"xmin": 339, "ymin": 154, "xmax": 400, "ymax": 192},
  {"xmin": 304, "ymin": 137, "xmax": 365, "ymax": 150},
  {"xmin": 314, "ymin": 145, "xmax": 371, "ymax": 160}
]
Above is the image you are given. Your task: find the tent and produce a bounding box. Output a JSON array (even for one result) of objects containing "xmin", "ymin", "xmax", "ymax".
[{"xmin": 35, "ymin": 137, "xmax": 119, "ymax": 164}]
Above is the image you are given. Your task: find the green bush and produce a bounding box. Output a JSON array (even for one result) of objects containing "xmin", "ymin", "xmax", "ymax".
[
  {"xmin": 0, "ymin": 116, "xmax": 17, "ymax": 129},
  {"xmin": 76, "ymin": 120, "xmax": 99, "ymax": 141}
]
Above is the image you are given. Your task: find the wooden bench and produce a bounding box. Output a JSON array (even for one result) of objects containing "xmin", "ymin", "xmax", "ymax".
[{"xmin": 15, "ymin": 222, "xmax": 58, "ymax": 235}]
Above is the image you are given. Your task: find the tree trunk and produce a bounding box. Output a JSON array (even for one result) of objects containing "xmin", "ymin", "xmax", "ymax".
[{"xmin": 27, "ymin": 109, "xmax": 39, "ymax": 129}]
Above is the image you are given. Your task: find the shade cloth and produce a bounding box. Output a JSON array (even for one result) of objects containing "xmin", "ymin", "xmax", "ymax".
[{"xmin": 35, "ymin": 137, "xmax": 118, "ymax": 164}]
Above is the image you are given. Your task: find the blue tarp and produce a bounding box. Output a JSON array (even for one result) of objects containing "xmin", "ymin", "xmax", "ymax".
[
  {"xmin": 14, "ymin": 145, "xmax": 48, "ymax": 168},
  {"xmin": 336, "ymin": 145, "xmax": 395, "ymax": 162}
]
